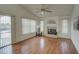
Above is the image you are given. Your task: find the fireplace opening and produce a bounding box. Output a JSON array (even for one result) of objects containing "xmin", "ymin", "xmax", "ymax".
[{"xmin": 48, "ymin": 29, "xmax": 57, "ymax": 35}]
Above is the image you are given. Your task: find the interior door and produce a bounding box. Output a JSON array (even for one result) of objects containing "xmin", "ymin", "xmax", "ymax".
[{"xmin": 0, "ymin": 15, "xmax": 12, "ymax": 48}]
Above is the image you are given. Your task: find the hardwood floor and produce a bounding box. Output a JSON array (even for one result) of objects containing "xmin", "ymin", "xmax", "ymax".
[{"xmin": 0, "ymin": 36, "xmax": 78, "ymax": 54}]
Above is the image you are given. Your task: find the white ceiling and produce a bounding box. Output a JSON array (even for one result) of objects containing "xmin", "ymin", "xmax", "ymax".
[{"xmin": 21, "ymin": 4, "xmax": 74, "ymax": 19}]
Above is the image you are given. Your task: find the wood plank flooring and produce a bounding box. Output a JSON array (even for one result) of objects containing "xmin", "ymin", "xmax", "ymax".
[{"xmin": 0, "ymin": 36, "xmax": 78, "ymax": 54}]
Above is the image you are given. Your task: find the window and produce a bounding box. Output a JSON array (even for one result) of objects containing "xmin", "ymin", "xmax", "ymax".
[
  {"xmin": 30, "ymin": 20, "xmax": 36, "ymax": 32},
  {"xmin": 62, "ymin": 20, "xmax": 68, "ymax": 34},
  {"xmin": 40, "ymin": 21, "xmax": 44, "ymax": 32},
  {"xmin": 22, "ymin": 18, "xmax": 36, "ymax": 34},
  {"xmin": 0, "ymin": 15, "xmax": 11, "ymax": 47},
  {"xmin": 22, "ymin": 18, "xmax": 30, "ymax": 34}
]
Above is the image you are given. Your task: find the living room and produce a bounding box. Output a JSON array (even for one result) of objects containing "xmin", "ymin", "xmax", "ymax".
[{"xmin": 0, "ymin": 4, "xmax": 79, "ymax": 54}]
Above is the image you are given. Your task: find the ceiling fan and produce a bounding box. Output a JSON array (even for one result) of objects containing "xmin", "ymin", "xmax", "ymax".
[{"xmin": 40, "ymin": 4, "xmax": 53, "ymax": 15}]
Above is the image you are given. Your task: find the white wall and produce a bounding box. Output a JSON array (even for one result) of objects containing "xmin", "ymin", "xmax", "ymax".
[
  {"xmin": 71, "ymin": 5, "xmax": 79, "ymax": 53},
  {"xmin": 0, "ymin": 5, "xmax": 39, "ymax": 44},
  {"xmin": 43, "ymin": 16, "xmax": 71, "ymax": 38}
]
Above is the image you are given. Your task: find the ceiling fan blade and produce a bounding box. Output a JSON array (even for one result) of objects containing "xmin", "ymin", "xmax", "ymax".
[
  {"xmin": 41, "ymin": 8, "xmax": 52, "ymax": 12},
  {"xmin": 44, "ymin": 9, "xmax": 52, "ymax": 12},
  {"xmin": 41, "ymin": 4, "xmax": 53, "ymax": 13}
]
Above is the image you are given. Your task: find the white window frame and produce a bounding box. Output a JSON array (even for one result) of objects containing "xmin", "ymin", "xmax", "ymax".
[
  {"xmin": 40, "ymin": 21, "xmax": 44, "ymax": 32},
  {"xmin": 22, "ymin": 18, "xmax": 36, "ymax": 34},
  {"xmin": 62, "ymin": 19, "xmax": 68, "ymax": 34},
  {"xmin": 0, "ymin": 15, "xmax": 14, "ymax": 47}
]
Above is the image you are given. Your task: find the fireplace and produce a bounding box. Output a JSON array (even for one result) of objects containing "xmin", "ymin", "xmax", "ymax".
[{"xmin": 48, "ymin": 29, "xmax": 57, "ymax": 35}]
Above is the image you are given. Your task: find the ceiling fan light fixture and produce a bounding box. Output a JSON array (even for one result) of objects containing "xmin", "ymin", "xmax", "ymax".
[{"xmin": 41, "ymin": 11, "xmax": 44, "ymax": 15}]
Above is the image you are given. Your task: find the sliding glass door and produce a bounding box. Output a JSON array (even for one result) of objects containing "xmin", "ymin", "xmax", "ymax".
[{"xmin": 0, "ymin": 15, "xmax": 12, "ymax": 48}]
